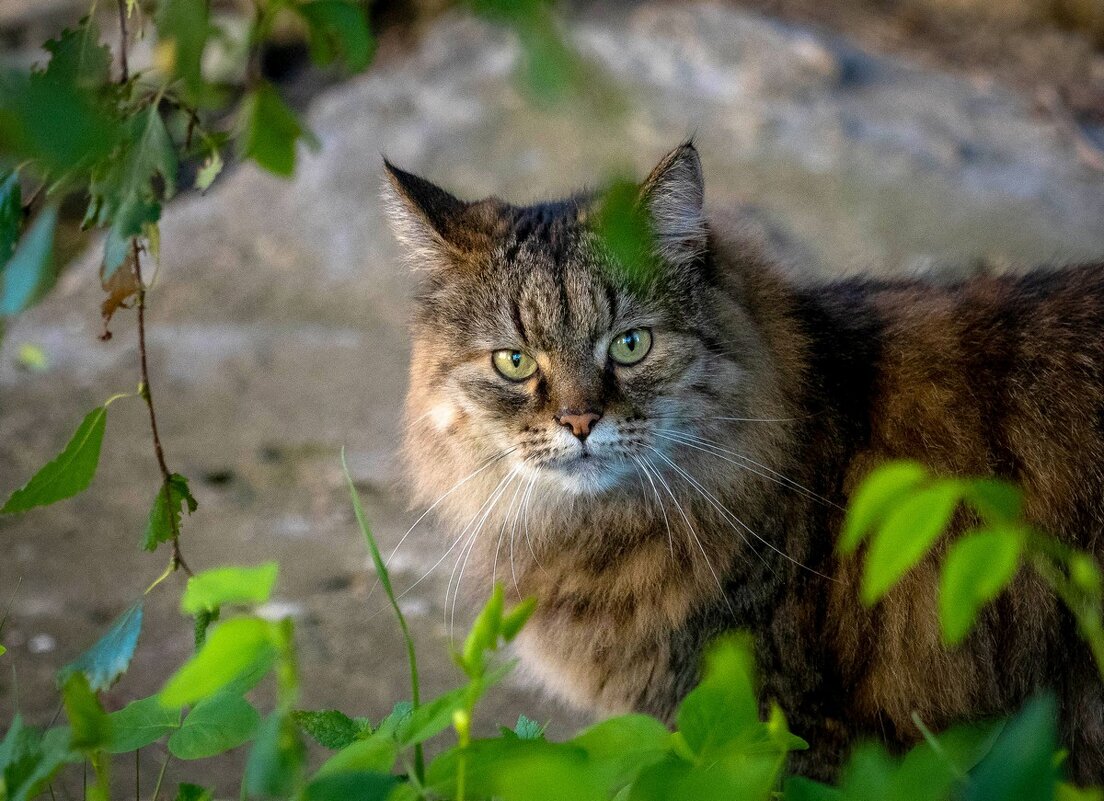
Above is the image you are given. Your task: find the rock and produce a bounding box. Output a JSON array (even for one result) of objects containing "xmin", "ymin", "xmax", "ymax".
[{"xmin": 2, "ymin": 3, "xmax": 1104, "ymax": 791}]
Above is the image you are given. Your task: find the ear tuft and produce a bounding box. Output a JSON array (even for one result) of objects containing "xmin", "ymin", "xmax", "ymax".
[
  {"xmin": 382, "ymin": 160, "xmax": 471, "ymax": 268},
  {"xmin": 640, "ymin": 142, "xmax": 706, "ymax": 267}
]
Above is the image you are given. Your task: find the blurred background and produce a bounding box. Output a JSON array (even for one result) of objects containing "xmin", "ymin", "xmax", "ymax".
[{"xmin": 2, "ymin": 0, "xmax": 1104, "ymax": 792}]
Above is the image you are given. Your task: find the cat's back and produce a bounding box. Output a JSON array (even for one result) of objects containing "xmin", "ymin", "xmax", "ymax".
[{"xmin": 831, "ymin": 260, "xmax": 1104, "ymax": 544}]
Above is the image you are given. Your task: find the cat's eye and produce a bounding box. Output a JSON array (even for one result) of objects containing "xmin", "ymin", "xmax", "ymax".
[
  {"xmin": 609, "ymin": 328, "xmax": 652, "ymax": 366},
  {"xmin": 492, "ymin": 349, "xmax": 538, "ymax": 381}
]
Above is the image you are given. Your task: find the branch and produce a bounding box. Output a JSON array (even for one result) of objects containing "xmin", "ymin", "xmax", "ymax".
[
  {"xmin": 116, "ymin": 0, "xmax": 130, "ymax": 84},
  {"xmin": 132, "ymin": 241, "xmax": 192, "ymax": 576}
]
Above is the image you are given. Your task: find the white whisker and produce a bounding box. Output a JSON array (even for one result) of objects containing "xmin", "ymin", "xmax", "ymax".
[
  {"xmin": 655, "ymin": 430, "xmax": 839, "ymax": 509},
  {"xmin": 649, "ymin": 447, "xmax": 837, "ymax": 583},
  {"xmin": 641, "ymin": 454, "xmax": 735, "ymax": 616}
]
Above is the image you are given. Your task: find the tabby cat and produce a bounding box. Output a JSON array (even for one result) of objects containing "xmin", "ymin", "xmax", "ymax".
[{"xmin": 385, "ymin": 143, "xmax": 1104, "ymax": 781}]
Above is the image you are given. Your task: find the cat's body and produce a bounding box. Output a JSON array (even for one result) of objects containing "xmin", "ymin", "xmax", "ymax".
[{"xmin": 387, "ymin": 144, "xmax": 1104, "ymax": 781}]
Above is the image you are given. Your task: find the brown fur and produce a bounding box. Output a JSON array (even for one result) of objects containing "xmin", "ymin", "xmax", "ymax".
[{"xmin": 384, "ymin": 145, "xmax": 1104, "ymax": 782}]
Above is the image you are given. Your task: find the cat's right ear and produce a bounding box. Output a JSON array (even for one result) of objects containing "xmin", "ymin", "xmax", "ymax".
[{"xmin": 382, "ymin": 160, "xmax": 484, "ymax": 268}]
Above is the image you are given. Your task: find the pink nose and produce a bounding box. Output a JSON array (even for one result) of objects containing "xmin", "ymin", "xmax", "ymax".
[{"xmin": 556, "ymin": 411, "xmax": 602, "ymax": 440}]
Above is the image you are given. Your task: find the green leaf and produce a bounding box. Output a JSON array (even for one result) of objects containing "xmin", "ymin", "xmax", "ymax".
[
  {"xmin": 160, "ymin": 617, "xmax": 276, "ymax": 708},
  {"xmin": 244, "ymin": 712, "xmax": 306, "ymax": 798},
  {"xmin": 239, "ymin": 83, "xmax": 313, "ymax": 178},
  {"xmin": 60, "ymin": 675, "xmax": 111, "ymax": 754},
  {"xmin": 570, "ymin": 715, "xmax": 670, "ymax": 792},
  {"xmin": 194, "ymin": 149, "xmax": 223, "ymax": 192},
  {"xmin": 3, "ymin": 404, "xmax": 107, "ymax": 513},
  {"xmin": 61, "ymin": 673, "xmax": 112, "ymax": 751},
  {"xmin": 143, "ymin": 473, "xmax": 198, "ymax": 552},
  {"xmin": 861, "ymin": 479, "xmax": 963, "ymax": 605},
  {"xmin": 87, "ymin": 105, "xmax": 178, "ymax": 277},
  {"xmin": 1, "ymin": 204, "xmax": 58, "ymax": 316},
  {"xmin": 429, "ymin": 738, "xmax": 605, "ymax": 801},
  {"xmin": 168, "ymin": 692, "xmax": 260, "ymax": 759},
  {"xmin": 0, "ymin": 72, "xmax": 120, "ymax": 174},
  {"xmin": 676, "ymin": 633, "xmax": 761, "ymax": 758},
  {"xmin": 0, "ymin": 718, "xmax": 77, "ymax": 801},
  {"xmin": 840, "ymin": 461, "xmax": 929, "ymax": 553},
  {"xmin": 394, "ymin": 685, "xmax": 469, "ymax": 748},
  {"xmin": 292, "ymin": 709, "xmax": 369, "ymax": 750},
  {"xmin": 966, "ymin": 694, "xmax": 1058, "ymax": 801},
  {"xmin": 181, "ymin": 563, "xmax": 278, "ymax": 615},
  {"xmin": 155, "ymin": 0, "xmax": 210, "ymax": 99},
  {"xmin": 463, "ymin": 583, "xmax": 504, "ymax": 672},
  {"xmin": 296, "ymin": 1, "xmax": 376, "ymax": 72},
  {"xmin": 41, "ymin": 19, "xmax": 112, "ymax": 88},
  {"xmin": 105, "ymin": 696, "xmax": 180, "ymax": 753},
  {"xmin": 303, "ymin": 773, "xmax": 397, "ymax": 801},
  {"xmin": 597, "ymin": 178, "xmax": 658, "ymax": 292},
  {"xmin": 174, "ymin": 784, "xmax": 212, "ymax": 801},
  {"xmin": 373, "ymin": 701, "xmax": 413, "ymax": 740},
  {"xmin": 58, "ymin": 601, "xmax": 142, "ymax": 692},
  {"xmin": 316, "ymin": 731, "xmax": 397, "ymax": 776},
  {"xmin": 939, "ymin": 527, "xmax": 1022, "ymax": 645},
  {"xmin": 784, "ymin": 777, "xmax": 841, "ymax": 801},
  {"xmin": 963, "ymin": 478, "xmax": 1022, "ymax": 524},
  {"xmin": 0, "ymin": 171, "xmax": 21, "ymax": 265},
  {"xmin": 1069, "ymin": 553, "xmax": 1102, "ymax": 597},
  {"xmin": 1058, "ymin": 784, "xmax": 1104, "ymax": 801},
  {"xmin": 102, "ymin": 197, "xmax": 158, "ymax": 276},
  {"xmin": 510, "ymin": 714, "xmax": 546, "ymax": 741},
  {"xmin": 501, "ymin": 596, "xmax": 537, "ymax": 641}
]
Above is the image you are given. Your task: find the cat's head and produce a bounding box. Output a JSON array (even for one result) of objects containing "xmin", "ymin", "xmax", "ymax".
[{"xmin": 387, "ymin": 144, "xmax": 757, "ymax": 500}]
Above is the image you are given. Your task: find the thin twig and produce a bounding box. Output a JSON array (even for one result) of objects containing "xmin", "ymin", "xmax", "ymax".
[
  {"xmin": 132, "ymin": 241, "xmax": 192, "ymax": 576},
  {"xmin": 151, "ymin": 750, "xmax": 171, "ymax": 801},
  {"xmin": 116, "ymin": 0, "xmax": 129, "ymax": 84}
]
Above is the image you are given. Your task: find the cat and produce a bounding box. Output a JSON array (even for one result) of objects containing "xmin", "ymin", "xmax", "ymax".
[{"xmin": 385, "ymin": 142, "xmax": 1104, "ymax": 782}]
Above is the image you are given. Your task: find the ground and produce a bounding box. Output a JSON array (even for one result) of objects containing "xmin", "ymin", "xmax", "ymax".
[{"xmin": 2, "ymin": 1, "xmax": 1104, "ymax": 795}]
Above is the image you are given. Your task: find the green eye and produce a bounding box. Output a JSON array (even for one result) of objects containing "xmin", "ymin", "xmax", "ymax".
[
  {"xmin": 492, "ymin": 349, "xmax": 538, "ymax": 381},
  {"xmin": 609, "ymin": 328, "xmax": 652, "ymax": 366}
]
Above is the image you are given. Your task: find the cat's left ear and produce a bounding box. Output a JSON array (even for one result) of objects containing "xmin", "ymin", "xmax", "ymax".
[
  {"xmin": 382, "ymin": 160, "xmax": 492, "ymax": 269},
  {"xmin": 639, "ymin": 142, "xmax": 706, "ymax": 268}
]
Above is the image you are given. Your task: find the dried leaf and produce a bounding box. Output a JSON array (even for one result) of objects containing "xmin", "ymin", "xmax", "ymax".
[{"xmin": 99, "ymin": 247, "xmax": 140, "ymax": 340}]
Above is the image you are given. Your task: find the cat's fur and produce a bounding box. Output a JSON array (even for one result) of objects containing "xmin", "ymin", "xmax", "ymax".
[{"xmin": 386, "ymin": 143, "xmax": 1104, "ymax": 782}]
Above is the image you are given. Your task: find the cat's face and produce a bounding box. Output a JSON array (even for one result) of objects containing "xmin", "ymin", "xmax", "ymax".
[{"xmin": 389, "ymin": 144, "xmax": 743, "ymax": 497}]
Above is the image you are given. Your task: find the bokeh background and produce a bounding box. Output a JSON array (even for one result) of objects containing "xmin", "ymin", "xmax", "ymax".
[{"xmin": 2, "ymin": 0, "xmax": 1104, "ymax": 792}]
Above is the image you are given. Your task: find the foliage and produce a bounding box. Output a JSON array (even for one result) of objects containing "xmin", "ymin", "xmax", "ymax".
[
  {"xmin": 3, "ymin": 447, "xmax": 1102, "ymax": 798},
  {"xmin": 841, "ymin": 461, "xmax": 1104, "ymax": 672}
]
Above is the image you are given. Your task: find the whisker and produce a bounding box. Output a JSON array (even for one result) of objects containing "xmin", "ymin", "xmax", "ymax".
[
  {"xmin": 631, "ymin": 454, "xmax": 674, "ymax": 557},
  {"xmin": 449, "ymin": 470, "xmax": 520, "ymax": 640},
  {"xmin": 649, "ymin": 447, "xmax": 838, "ymax": 583},
  {"xmin": 395, "ymin": 468, "xmax": 515, "ymax": 606},
  {"xmin": 655, "ymin": 430, "xmax": 840, "ymax": 509},
  {"xmin": 641, "ymin": 454, "xmax": 735, "ymax": 616},
  {"xmin": 383, "ymin": 446, "xmax": 519, "ymax": 576},
  {"xmin": 520, "ymin": 475, "xmax": 546, "ymax": 574},
  {"xmin": 645, "ymin": 414, "xmax": 806, "ymax": 423}
]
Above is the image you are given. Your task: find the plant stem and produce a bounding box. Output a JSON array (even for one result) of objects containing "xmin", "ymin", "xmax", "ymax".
[
  {"xmin": 132, "ymin": 240, "xmax": 192, "ymax": 576},
  {"xmin": 116, "ymin": 0, "xmax": 129, "ymax": 84},
  {"xmin": 341, "ymin": 449, "xmax": 424, "ymax": 782},
  {"xmin": 151, "ymin": 750, "xmax": 170, "ymax": 801}
]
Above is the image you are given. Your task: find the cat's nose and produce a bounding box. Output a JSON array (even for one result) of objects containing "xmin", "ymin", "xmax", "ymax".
[{"xmin": 555, "ymin": 410, "xmax": 602, "ymax": 441}]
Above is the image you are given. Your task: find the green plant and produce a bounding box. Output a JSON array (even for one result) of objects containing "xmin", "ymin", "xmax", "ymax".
[{"xmin": 841, "ymin": 461, "xmax": 1104, "ymax": 673}]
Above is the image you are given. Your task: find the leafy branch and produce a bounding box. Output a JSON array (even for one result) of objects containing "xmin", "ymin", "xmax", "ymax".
[{"xmin": 841, "ymin": 460, "xmax": 1104, "ymax": 677}]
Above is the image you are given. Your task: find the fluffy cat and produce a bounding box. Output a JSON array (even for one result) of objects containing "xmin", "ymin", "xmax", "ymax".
[{"xmin": 385, "ymin": 143, "xmax": 1104, "ymax": 781}]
